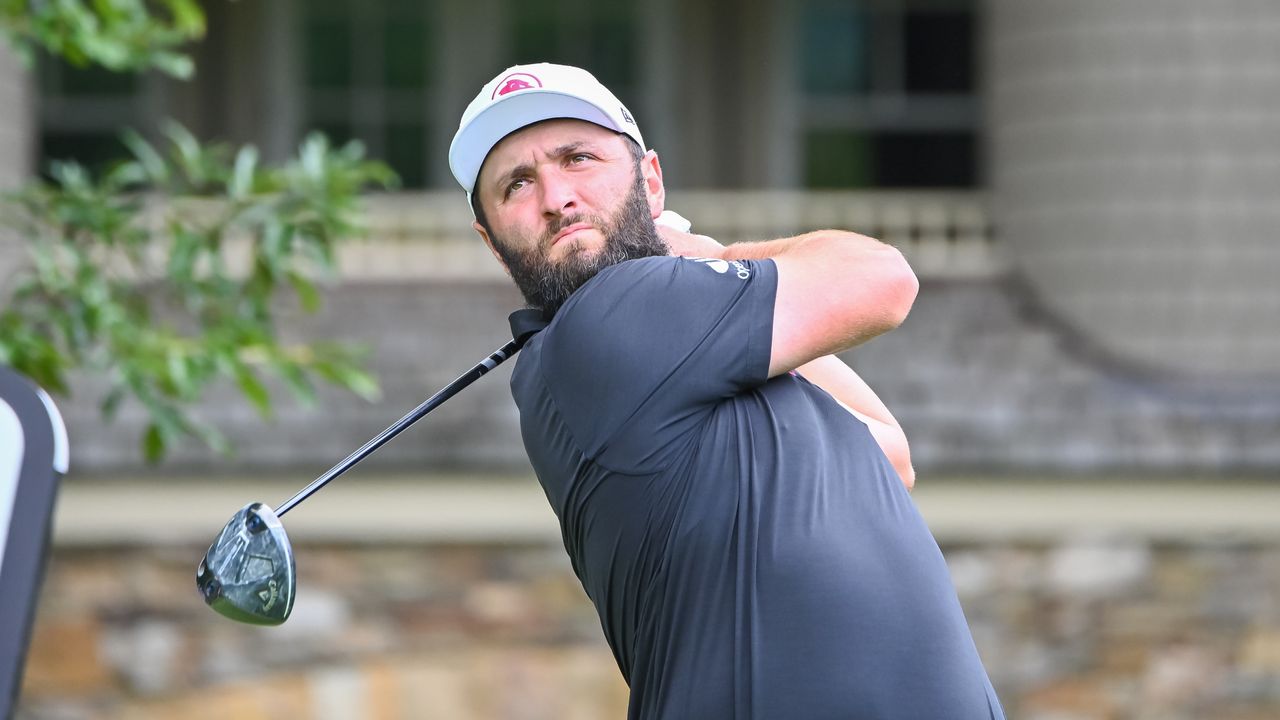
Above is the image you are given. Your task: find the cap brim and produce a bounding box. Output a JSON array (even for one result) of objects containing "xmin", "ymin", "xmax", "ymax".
[{"xmin": 450, "ymin": 91, "xmax": 626, "ymax": 195}]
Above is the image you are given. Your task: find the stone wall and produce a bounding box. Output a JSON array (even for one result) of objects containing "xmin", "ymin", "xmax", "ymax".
[
  {"xmin": 57, "ymin": 277, "xmax": 1280, "ymax": 476},
  {"xmin": 17, "ymin": 536, "xmax": 1280, "ymax": 719},
  {"xmin": 10, "ymin": 189, "xmax": 1274, "ymax": 474}
]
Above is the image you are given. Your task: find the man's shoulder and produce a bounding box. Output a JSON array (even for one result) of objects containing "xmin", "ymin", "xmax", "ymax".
[
  {"xmin": 561, "ymin": 253, "xmax": 761, "ymax": 313},
  {"xmin": 550, "ymin": 256, "xmax": 675, "ymax": 322},
  {"xmin": 578, "ymin": 255, "xmax": 678, "ymax": 294}
]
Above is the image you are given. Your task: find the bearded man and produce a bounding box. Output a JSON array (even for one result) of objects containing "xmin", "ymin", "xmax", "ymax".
[{"xmin": 448, "ymin": 63, "xmax": 1004, "ymax": 720}]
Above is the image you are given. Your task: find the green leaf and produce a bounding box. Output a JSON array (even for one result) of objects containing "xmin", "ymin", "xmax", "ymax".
[
  {"xmin": 1, "ymin": 112, "xmax": 385, "ymax": 463},
  {"xmin": 142, "ymin": 423, "xmax": 165, "ymax": 463},
  {"xmin": 343, "ymin": 367, "xmax": 380, "ymax": 401},
  {"xmin": 103, "ymin": 160, "xmax": 149, "ymax": 188},
  {"xmin": 234, "ymin": 363, "xmax": 272, "ymax": 418},
  {"xmin": 316, "ymin": 362, "xmax": 380, "ymax": 402},
  {"xmin": 121, "ymin": 130, "xmax": 169, "ymax": 183},
  {"xmin": 166, "ymin": 348, "xmax": 191, "ymax": 392},
  {"xmin": 150, "ymin": 51, "xmax": 194, "ymax": 80},
  {"xmin": 163, "ymin": 121, "xmax": 204, "ymax": 181},
  {"xmin": 286, "ymin": 271, "xmax": 321, "ymax": 313},
  {"xmin": 101, "ymin": 386, "xmax": 126, "ymax": 421},
  {"xmin": 274, "ymin": 359, "xmax": 317, "ymax": 406},
  {"xmin": 230, "ymin": 145, "xmax": 258, "ymax": 200},
  {"xmin": 167, "ymin": 226, "xmax": 200, "ymax": 281},
  {"xmin": 300, "ymin": 133, "xmax": 327, "ymax": 179},
  {"xmin": 163, "ymin": 0, "xmax": 207, "ymax": 34}
]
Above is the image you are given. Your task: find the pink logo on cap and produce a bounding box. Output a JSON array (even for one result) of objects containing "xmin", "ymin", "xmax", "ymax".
[{"xmin": 493, "ymin": 73, "xmax": 542, "ymax": 99}]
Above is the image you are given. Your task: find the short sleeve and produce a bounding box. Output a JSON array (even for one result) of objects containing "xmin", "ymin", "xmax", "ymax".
[{"xmin": 538, "ymin": 255, "xmax": 777, "ymax": 471}]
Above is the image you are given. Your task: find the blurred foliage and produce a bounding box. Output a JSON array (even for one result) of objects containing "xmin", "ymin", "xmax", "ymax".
[
  {"xmin": 0, "ymin": 0, "xmax": 206, "ymax": 78},
  {"xmin": 0, "ymin": 123, "xmax": 399, "ymax": 461}
]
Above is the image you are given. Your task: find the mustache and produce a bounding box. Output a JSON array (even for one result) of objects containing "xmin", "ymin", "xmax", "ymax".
[{"xmin": 542, "ymin": 214, "xmax": 600, "ymax": 248}]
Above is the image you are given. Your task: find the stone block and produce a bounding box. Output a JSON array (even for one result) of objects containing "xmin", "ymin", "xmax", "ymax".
[
  {"xmin": 1022, "ymin": 674, "xmax": 1120, "ymax": 720},
  {"xmin": 100, "ymin": 620, "xmax": 189, "ymax": 694},
  {"xmin": 113, "ymin": 673, "xmax": 312, "ymax": 720},
  {"xmin": 21, "ymin": 618, "xmax": 113, "ymax": 698},
  {"xmin": 1239, "ymin": 628, "xmax": 1280, "ymax": 674}
]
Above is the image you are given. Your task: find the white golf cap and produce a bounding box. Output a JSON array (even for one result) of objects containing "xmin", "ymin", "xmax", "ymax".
[{"xmin": 449, "ymin": 63, "xmax": 645, "ymax": 199}]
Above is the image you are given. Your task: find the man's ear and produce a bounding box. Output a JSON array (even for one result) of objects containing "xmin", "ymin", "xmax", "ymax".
[
  {"xmin": 641, "ymin": 149, "xmax": 666, "ymax": 219},
  {"xmin": 473, "ymin": 221, "xmax": 511, "ymax": 277}
]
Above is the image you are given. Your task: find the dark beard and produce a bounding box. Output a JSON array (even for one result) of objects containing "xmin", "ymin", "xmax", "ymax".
[{"xmin": 490, "ymin": 169, "xmax": 669, "ymax": 318}]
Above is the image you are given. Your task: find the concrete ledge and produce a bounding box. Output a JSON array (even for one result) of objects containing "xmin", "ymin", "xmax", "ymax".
[
  {"xmin": 53, "ymin": 475, "xmax": 560, "ymax": 546},
  {"xmin": 51, "ymin": 475, "xmax": 1280, "ymax": 546}
]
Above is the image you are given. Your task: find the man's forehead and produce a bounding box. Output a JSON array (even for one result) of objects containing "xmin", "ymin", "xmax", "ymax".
[{"xmin": 484, "ymin": 119, "xmax": 623, "ymax": 170}]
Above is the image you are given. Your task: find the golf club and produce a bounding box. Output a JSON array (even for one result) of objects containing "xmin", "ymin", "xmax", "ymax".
[{"xmin": 196, "ymin": 310, "xmax": 547, "ymax": 625}]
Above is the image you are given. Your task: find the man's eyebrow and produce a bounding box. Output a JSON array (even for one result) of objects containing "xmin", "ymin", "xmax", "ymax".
[
  {"xmin": 549, "ymin": 141, "xmax": 592, "ymax": 158},
  {"xmin": 494, "ymin": 162, "xmax": 535, "ymax": 194},
  {"xmin": 491, "ymin": 141, "xmax": 601, "ymax": 194}
]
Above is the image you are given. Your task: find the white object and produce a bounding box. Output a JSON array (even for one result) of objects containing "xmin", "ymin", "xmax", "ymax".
[
  {"xmin": 656, "ymin": 210, "xmax": 692, "ymax": 233},
  {"xmin": 0, "ymin": 401, "xmax": 24, "ymax": 574},
  {"xmin": 0, "ymin": 382, "xmax": 66, "ymax": 575},
  {"xmin": 449, "ymin": 63, "xmax": 646, "ymax": 198}
]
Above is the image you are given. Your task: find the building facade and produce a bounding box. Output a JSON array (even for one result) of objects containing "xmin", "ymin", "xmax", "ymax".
[{"xmin": 2, "ymin": 0, "xmax": 1276, "ymax": 473}]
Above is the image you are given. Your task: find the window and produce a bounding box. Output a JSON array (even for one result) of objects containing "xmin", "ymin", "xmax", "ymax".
[
  {"xmin": 36, "ymin": 57, "xmax": 147, "ymax": 176},
  {"xmin": 501, "ymin": 0, "xmax": 640, "ymax": 126},
  {"xmin": 801, "ymin": 3, "xmax": 872, "ymax": 95},
  {"xmin": 799, "ymin": 0, "xmax": 980, "ymax": 189},
  {"xmin": 904, "ymin": 10, "xmax": 974, "ymax": 93},
  {"xmin": 302, "ymin": 0, "xmax": 435, "ymax": 187}
]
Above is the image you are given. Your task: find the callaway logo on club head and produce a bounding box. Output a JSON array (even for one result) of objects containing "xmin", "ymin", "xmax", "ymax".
[
  {"xmin": 688, "ymin": 257, "xmax": 750, "ymax": 280},
  {"xmin": 259, "ymin": 579, "xmax": 279, "ymax": 611}
]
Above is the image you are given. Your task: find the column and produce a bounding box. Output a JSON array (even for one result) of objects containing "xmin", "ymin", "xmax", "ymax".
[{"xmin": 988, "ymin": 0, "xmax": 1280, "ymax": 378}]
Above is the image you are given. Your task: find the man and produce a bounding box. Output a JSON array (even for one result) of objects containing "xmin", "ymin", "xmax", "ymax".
[{"xmin": 449, "ymin": 63, "xmax": 1004, "ymax": 719}]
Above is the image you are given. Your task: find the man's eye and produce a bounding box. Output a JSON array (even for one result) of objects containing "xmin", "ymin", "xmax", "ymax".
[
  {"xmin": 569, "ymin": 153, "xmax": 591, "ymax": 164},
  {"xmin": 505, "ymin": 178, "xmax": 528, "ymax": 197}
]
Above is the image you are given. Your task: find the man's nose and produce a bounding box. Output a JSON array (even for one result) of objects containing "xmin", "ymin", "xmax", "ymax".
[{"xmin": 538, "ymin": 169, "xmax": 578, "ymax": 217}]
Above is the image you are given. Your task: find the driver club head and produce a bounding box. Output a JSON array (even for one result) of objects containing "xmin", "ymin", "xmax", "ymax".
[{"xmin": 196, "ymin": 502, "xmax": 296, "ymax": 625}]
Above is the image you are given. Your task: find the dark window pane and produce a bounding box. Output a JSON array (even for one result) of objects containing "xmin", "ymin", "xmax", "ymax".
[
  {"xmin": 587, "ymin": 10, "xmax": 636, "ymax": 91},
  {"xmin": 314, "ymin": 123, "xmax": 356, "ymax": 147},
  {"xmin": 507, "ymin": 2, "xmax": 634, "ymax": 90},
  {"xmin": 904, "ymin": 11, "xmax": 974, "ymax": 93},
  {"xmin": 510, "ymin": 1, "xmax": 558, "ymax": 64},
  {"xmin": 386, "ymin": 123, "xmax": 426, "ymax": 188},
  {"xmin": 307, "ymin": 0, "xmax": 349, "ymax": 16},
  {"xmin": 801, "ymin": 4, "xmax": 870, "ymax": 94},
  {"xmin": 40, "ymin": 58, "xmax": 138, "ymax": 96},
  {"xmin": 872, "ymin": 132, "xmax": 976, "ymax": 187},
  {"xmin": 305, "ymin": 18, "xmax": 352, "ymax": 88},
  {"xmin": 384, "ymin": 0, "xmax": 426, "ymax": 15},
  {"xmin": 39, "ymin": 132, "xmax": 129, "ymax": 177},
  {"xmin": 384, "ymin": 18, "xmax": 428, "ymax": 89},
  {"xmin": 804, "ymin": 131, "xmax": 873, "ymax": 188}
]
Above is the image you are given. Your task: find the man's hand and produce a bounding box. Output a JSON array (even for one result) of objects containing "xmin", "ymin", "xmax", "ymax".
[{"xmin": 656, "ymin": 223, "xmax": 727, "ymax": 259}]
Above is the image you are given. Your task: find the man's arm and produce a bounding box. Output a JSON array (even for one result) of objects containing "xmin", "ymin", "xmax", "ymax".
[
  {"xmin": 658, "ymin": 226, "xmax": 919, "ymax": 376},
  {"xmin": 659, "ymin": 225, "xmax": 918, "ymax": 488}
]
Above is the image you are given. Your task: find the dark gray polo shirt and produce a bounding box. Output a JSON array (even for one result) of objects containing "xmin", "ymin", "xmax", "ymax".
[{"xmin": 510, "ymin": 255, "xmax": 1003, "ymax": 719}]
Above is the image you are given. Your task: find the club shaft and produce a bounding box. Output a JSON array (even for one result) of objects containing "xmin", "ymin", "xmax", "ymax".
[{"xmin": 273, "ymin": 339, "xmax": 522, "ymax": 517}]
